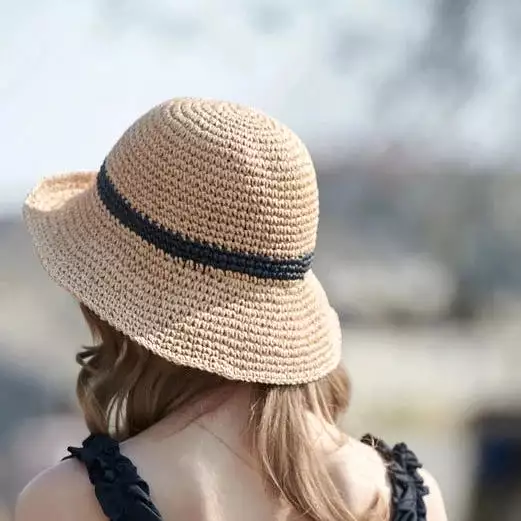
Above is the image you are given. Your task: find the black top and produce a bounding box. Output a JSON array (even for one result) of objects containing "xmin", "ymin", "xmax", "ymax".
[{"xmin": 66, "ymin": 433, "xmax": 429, "ymax": 521}]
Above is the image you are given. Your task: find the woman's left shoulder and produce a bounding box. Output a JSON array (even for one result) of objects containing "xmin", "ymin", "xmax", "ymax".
[
  {"xmin": 329, "ymin": 436, "xmax": 448, "ymax": 521},
  {"xmin": 361, "ymin": 434, "xmax": 448, "ymax": 521},
  {"xmin": 417, "ymin": 467, "xmax": 449, "ymax": 521},
  {"xmin": 15, "ymin": 458, "xmax": 105, "ymax": 521},
  {"xmin": 327, "ymin": 436, "xmax": 392, "ymax": 518}
]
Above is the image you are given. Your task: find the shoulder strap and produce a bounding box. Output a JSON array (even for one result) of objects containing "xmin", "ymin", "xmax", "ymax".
[
  {"xmin": 361, "ymin": 434, "xmax": 429, "ymax": 521},
  {"xmin": 65, "ymin": 434, "xmax": 163, "ymax": 521}
]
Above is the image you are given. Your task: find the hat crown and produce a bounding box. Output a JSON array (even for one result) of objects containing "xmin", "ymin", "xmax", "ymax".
[{"xmin": 104, "ymin": 98, "xmax": 318, "ymax": 259}]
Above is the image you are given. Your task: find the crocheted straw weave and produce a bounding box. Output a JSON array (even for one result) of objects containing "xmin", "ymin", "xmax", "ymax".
[{"xmin": 23, "ymin": 98, "xmax": 341, "ymax": 384}]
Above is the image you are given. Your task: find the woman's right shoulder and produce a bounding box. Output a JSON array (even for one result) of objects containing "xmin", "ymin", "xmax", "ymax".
[
  {"xmin": 329, "ymin": 436, "xmax": 448, "ymax": 521},
  {"xmin": 15, "ymin": 458, "xmax": 106, "ymax": 521}
]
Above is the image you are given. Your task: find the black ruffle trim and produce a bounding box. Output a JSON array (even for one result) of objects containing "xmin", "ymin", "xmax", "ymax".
[
  {"xmin": 66, "ymin": 434, "xmax": 163, "ymax": 521},
  {"xmin": 361, "ymin": 434, "xmax": 429, "ymax": 521}
]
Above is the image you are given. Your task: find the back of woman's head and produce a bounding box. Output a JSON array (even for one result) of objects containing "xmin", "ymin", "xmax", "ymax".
[
  {"xmin": 24, "ymin": 99, "xmax": 383, "ymax": 521},
  {"xmin": 77, "ymin": 304, "xmax": 366, "ymax": 521}
]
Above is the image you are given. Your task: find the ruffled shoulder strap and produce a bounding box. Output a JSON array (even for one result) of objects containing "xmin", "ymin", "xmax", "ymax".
[
  {"xmin": 361, "ymin": 434, "xmax": 429, "ymax": 521},
  {"xmin": 65, "ymin": 434, "xmax": 163, "ymax": 521}
]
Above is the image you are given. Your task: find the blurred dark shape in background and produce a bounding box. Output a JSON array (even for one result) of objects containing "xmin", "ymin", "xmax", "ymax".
[{"xmin": 468, "ymin": 411, "xmax": 521, "ymax": 521}]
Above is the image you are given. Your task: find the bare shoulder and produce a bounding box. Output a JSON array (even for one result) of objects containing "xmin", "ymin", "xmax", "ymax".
[
  {"xmin": 329, "ymin": 437, "xmax": 448, "ymax": 521},
  {"xmin": 15, "ymin": 459, "xmax": 105, "ymax": 521},
  {"xmin": 419, "ymin": 468, "xmax": 449, "ymax": 521},
  {"xmin": 328, "ymin": 437, "xmax": 392, "ymax": 518}
]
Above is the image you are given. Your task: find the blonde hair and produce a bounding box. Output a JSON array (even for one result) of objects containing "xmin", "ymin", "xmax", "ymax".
[{"xmin": 77, "ymin": 304, "xmax": 376, "ymax": 521}]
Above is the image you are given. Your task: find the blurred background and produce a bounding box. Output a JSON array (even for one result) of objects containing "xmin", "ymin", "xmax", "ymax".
[{"xmin": 1, "ymin": 1, "xmax": 521, "ymax": 519}]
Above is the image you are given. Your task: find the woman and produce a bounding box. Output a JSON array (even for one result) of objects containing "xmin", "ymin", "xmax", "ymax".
[{"xmin": 16, "ymin": 98, "xmax": 447, "ymax": 521}]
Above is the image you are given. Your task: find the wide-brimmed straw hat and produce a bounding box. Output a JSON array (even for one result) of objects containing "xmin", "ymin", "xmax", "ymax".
[{"xmin": 23, "ymin": 98, "xmax": 341, "ymax": 384}]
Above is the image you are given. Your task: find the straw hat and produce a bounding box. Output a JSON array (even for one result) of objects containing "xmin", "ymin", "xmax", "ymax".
[{"xmin": 23, "ymin": 98, "xmax": 341, "ymax": 384}]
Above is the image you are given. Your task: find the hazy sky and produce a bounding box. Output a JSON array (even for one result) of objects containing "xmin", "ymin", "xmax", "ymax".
[{"xmin": 1, "ymin": 0, "xmax": 520, "ymax": 214}]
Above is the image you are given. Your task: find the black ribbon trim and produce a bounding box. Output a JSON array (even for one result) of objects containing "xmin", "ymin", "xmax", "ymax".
[{"xmin": 96, "ymin": 162, "xmax": 313, "ymax": 280}]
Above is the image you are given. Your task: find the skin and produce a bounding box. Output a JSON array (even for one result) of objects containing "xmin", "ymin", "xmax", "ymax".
[{"xmin": 15, "ymin": 389, "xmax": 449, "ymax": 521}]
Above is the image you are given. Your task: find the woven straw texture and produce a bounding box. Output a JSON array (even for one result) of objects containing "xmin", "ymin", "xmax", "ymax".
[{"xmin": 23, "ymin": 98, "xmax": 341, "ymax": 384}]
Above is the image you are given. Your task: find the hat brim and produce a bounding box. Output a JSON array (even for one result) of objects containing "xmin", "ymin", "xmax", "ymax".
[{"xmin": 23, "ymin": 172, "xmax": 341, "ymax": 384}]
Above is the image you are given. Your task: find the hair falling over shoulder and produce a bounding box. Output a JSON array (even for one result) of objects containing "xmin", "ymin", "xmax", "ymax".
[{"xmin": 76, "ymin": 304, "xmax": 382, "ymax": 521}]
